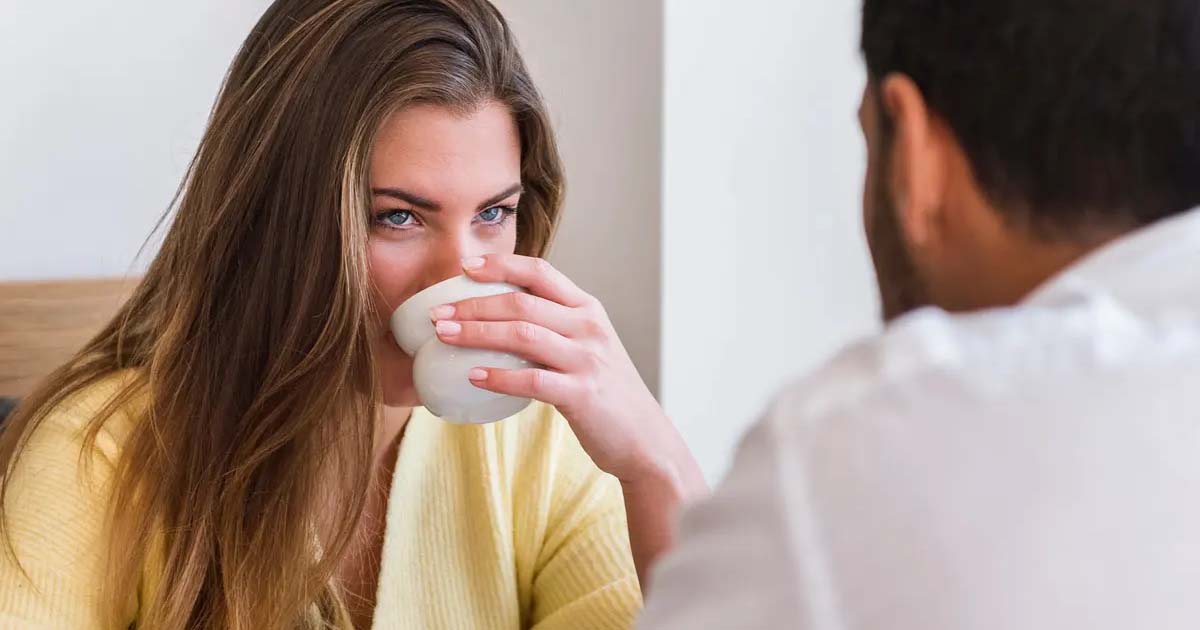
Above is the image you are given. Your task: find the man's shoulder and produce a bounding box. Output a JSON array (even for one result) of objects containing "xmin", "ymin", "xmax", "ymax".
[
  {"xmin": 765, "ymin": 297, "xmax": 1186, "ymax": 436},
  {"xmin": 767, "ymin": 306, "xmax": 1012, "ymax": 422}
]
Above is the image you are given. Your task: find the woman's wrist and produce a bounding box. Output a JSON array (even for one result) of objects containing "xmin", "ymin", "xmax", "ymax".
[
  {"xmin": 616, "ymin": 422, "xmax": 708, "ymax": 591},
  {"xmin": 619, "ymin": 418, "xmax": 709, "ymax": 504}
]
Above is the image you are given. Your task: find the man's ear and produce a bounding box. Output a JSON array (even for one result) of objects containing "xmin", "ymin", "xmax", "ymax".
[{"xmin": 879, "ymin": 73, "xmax": 950, "ymax": 250}]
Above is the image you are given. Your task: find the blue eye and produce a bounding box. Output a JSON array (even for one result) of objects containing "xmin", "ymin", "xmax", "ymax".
[
  {"xmin": 376, "ymin": 210, "xmax": 416, "ymax": 229},
  {"xmin": 478, "ymin": 206, "xmax": 515, "ymax": 225}
]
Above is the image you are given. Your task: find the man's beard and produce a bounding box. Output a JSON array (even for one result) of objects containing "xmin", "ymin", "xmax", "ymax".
[{"xmin": 864, "ymin": 128, "xmax": 930, "ymax": 322}]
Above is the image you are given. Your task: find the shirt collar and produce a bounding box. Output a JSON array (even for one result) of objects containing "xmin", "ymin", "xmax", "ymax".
[{"xmin": 1024, "ymin": 206, "xmax": 1200, "ymax": 307}]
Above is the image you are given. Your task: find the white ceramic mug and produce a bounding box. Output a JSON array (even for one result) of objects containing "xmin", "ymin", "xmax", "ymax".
[{"xmin": 390, "ymin": 275, "xmax": 533, "ymax": 424}]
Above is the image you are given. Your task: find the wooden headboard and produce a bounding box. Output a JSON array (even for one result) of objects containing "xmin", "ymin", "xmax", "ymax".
[{"xmin": 0, "ymin": 278, "xmax": 136, "ymax": 398}]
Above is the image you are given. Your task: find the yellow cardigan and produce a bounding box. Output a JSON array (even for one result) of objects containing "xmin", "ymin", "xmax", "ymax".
[{"xmin": 0, "ymin": 374, "xmax": 641, "ymax": 629}]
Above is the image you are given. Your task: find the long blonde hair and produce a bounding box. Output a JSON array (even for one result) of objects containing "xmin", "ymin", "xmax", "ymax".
[{"xmin": 0, "ymin": 1, "xmax": 563, "ymax": 627}]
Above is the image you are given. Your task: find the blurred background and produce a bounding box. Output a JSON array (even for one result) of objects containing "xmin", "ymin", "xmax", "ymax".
[{"xmin": 0, "ymin": 0, "xmax": 878, "ymax": 481}]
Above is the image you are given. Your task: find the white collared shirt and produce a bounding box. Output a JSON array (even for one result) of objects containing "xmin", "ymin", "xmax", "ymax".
[{"xmin": 640, "ymin": 208, "xmax": 1200, "ymax": 629}]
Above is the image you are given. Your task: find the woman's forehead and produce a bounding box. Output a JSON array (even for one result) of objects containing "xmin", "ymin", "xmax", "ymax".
[{"xmin": 370, "ymin": 101, "xmax": 521, "ymax": 207}]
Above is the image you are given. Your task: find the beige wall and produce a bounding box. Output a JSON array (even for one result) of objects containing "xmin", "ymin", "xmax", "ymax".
[{"xmin": 496, "ymin": 0, "xmax": 665, "ymax": 395}]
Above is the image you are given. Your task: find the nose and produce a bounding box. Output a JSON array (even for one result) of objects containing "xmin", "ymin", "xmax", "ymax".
[{"xmin": 420, "ymin": 230, "xmax": 484, "ymax": 289}]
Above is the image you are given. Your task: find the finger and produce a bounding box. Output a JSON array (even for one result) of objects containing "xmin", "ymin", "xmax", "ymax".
[
  {"xmin": 432, "ymin": 291, "xmax": 586, "ymax": 338},
  {"xmin": 435, "ymin": 319, "xmax": 584, "ymax": 371},
  {"xmin": 468, "ymin": 367, "xmax": 580, "ymax": 407},
  {"xmin": 461, "ymin": 254, "xmax": 591, "ymax": 308}
]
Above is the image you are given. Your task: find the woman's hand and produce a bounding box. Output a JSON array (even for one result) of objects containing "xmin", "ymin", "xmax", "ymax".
[
  {"xmin": 430, "ymin": 254, "xmax": 707, "ymax": 587},
  {"xmin": 430, "ymin": 254, "xmax": 693, "ymax": 484}
]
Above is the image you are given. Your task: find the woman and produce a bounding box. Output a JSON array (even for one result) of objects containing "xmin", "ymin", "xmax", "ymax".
[{"xmin": 0, "ymin": 1, "xmax": 704, "ymax": 628}]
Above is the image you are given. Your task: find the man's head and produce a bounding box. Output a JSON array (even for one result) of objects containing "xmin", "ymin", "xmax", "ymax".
[{"xmin": 858, "ymin": 0, "xmax": 1200, "ymax": 321}]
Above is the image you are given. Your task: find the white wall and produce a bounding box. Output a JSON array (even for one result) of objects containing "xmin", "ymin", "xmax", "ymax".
[
  {"xmin": 660, "ymin": 0, "xmax": 880, "ymax": 481},
  {"xmin": 0, "ymin": 1, "xmax": 268, "ymax": 280},
  {"xmin": 497, "ymin": 0, "xmax": 664, "ymax": 394}
]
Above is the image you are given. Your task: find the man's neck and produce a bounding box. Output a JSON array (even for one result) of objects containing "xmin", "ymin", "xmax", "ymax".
[
  {"xmin": 992, "ymin": 239, "xmax": 1103, "ymax": 306},
  {"xmin": 952, "ymin": 213, "xmax": 1128, "ymax": 311}
]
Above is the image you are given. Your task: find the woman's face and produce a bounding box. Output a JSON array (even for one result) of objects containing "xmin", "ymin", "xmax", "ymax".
[{"xmin": 367, "ymin": 101, "xmax": 522, "ymax": 407}]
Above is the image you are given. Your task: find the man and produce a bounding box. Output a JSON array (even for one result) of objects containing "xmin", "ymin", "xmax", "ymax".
[{"xmin": 639, "ymin": 1, "xmax": 1200, "ymax": 628}]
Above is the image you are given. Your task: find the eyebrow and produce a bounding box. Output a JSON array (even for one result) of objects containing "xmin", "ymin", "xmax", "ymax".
[{"xmin": 371, "ymin": 183, "xmax": 524, "ymax": 211}]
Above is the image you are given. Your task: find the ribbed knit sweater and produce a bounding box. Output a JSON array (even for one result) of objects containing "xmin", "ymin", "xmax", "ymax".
[{"xmin": 0, "ymin": 373, "xmax": 641, "ymax": 629}]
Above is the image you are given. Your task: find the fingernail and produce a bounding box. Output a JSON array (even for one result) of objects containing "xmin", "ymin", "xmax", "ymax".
[
  {"xmin": 468, "ymin": 368, "xmax": 488, "ymax": 381},
  {"xmin": 462, "ymin": 256, "xmax": 486, "ymax": 270},
  {"xmin": 429, "ymin": 304, "xmax": 455, "ymax": 320},
  {"xmin": 435, "ymin": 320, "xmax": 462, "ymax": 336}
]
